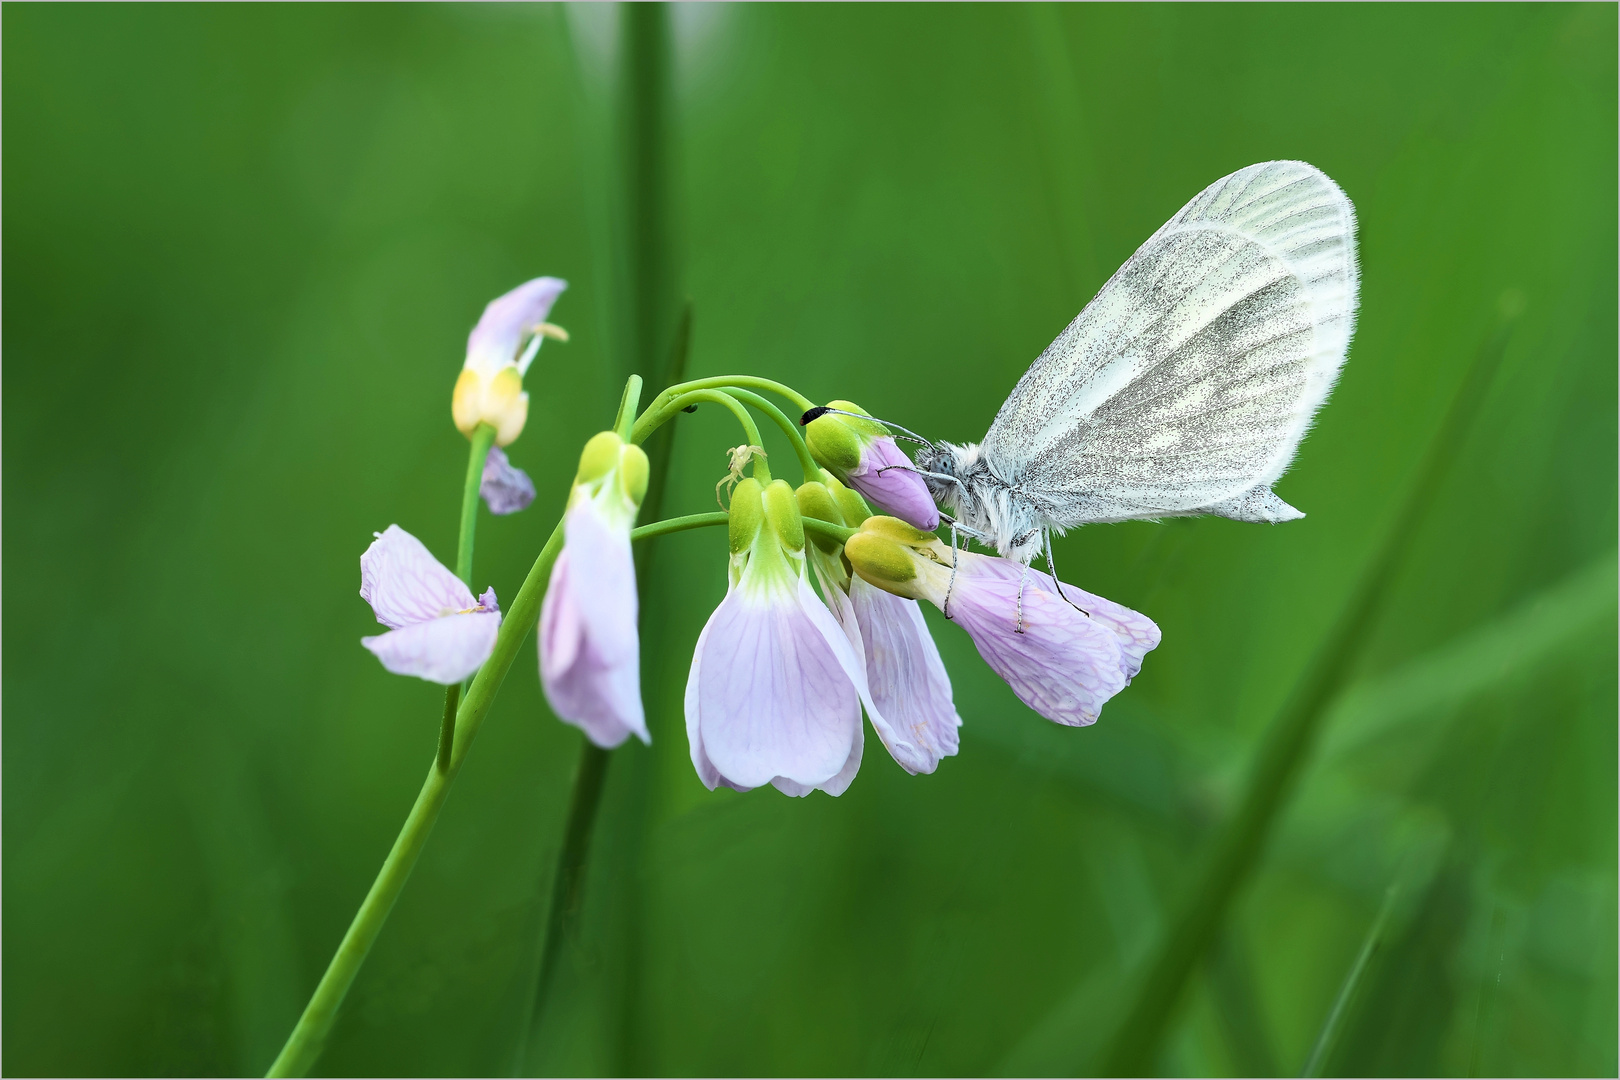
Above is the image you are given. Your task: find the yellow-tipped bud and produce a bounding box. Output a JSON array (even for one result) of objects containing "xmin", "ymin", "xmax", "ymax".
[
  {"xmin": 843, "ymin": 515, "xmax": 957, "ymax": 600},
  {"xmin": 844, "ymin": 531, "xmax": 920, "ymax": 597},
  {"xmin": 453, "ymin": 367, "xmax": 529, "ymax": 446}
]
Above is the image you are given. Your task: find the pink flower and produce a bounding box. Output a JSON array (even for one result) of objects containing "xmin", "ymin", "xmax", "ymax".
[
  {"xmin": 844, "ymin": 517, "xmax": 1160, "ymax": 727},
  {"xmin": 798, "ymin": 478, "xmax": 960, "ymax": 774},
  {"xmin": 452, "ymin": 277, "xmax": 568, "ymax": 447},
  {"xmin": 540, "ymin": 433, "xmax": 651, "ymax": 748},
  {"xmin": 685, "ymin": 478, "xmax": 874, "ymax": 796},
  {"xmin": 359, "ymin": 525, "xmax": 501, "ymax": 685},
  {"xmin": 802, "ymin": 399, "xmax": 940, "ymax": 531},
  {"xmin": 824, "ymin": 569, "xmax": 962, "ymax": 773}
]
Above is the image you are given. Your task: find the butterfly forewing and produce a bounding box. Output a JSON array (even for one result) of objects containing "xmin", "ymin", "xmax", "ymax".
[{"xmin": 981, "ymin": 160, "xmax": 1358, "ymax": 525}]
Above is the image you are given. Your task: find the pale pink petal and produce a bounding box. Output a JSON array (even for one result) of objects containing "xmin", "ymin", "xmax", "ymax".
[
  {"xmin": 848, "ymin": 576, "xmax": 961, "ymax": 773},
  {"xmin": 847, "ymin": 436, "xmax": 940, "ymax": 531},
  {"xmin": 684, "ymin": 603, "xmax": 753, "ymax": 793},
  {"xmin": 360, "ymin": 525, "xmax": 475, "ymax": 630},
  {"xmin": 466, "ymin": 277, "xmax": 567, "ymax": 376},
  {"xmin": 480, "ymin": 446, "xmax": 536, "ymax": 515},
  {"xmin": 362, "ymin": 610, "xmax": 501, "ymax": 685},
  {"xmin": 773, "ymin": 729, "xmax": 863, "ymax": 797},
  {"xmin": 688, "ymin": 576, "xmax": 863, "ymax": 793},
  {"xmin": 947, "ymin": 554, "xmax": 1128, "ymax": 727},
  {"xmin": 539, "ymin": 500, "xmax": 647, "ymax": 748},
  {"xmin": 1030, "ymin": 575, "xmax": 1162, "ymax": 682}
]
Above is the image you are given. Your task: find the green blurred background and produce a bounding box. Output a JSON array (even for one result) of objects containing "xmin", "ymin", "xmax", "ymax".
[{"xmin": 4, "ymin": 3, "xmax": 1615, "ymax": 1076}]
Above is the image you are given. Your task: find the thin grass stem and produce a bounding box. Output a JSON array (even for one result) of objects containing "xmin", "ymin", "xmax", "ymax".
[{"xmin": 1094, "ymin": 313, "xmax": 1518, "ymax": 1076}]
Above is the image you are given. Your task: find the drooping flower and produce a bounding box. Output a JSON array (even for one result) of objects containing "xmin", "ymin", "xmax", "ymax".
[
  {"xmin": 359, "ymin": 525, "xmax": 502, "ymax": 685},
  {"xmin": 540, "ymin": 432, "xmax": 651, "ymax": 748},
  {"xmin": 480, "ymin": 445, "xmax": 536, "ymax": 515},
  {"xmin": 845, "ymin": 517, "xmax": 1160, "ymax": 727},
  {"xmin": 452, "ymin": 277, "xmax": 568, "ymax": 447},
  {"xmin": 802, "ymin": 399, "xmax": 940, "ymax": 531},
  {"xmin": 685, "ymin": 476, "xmax": 877, "ymax": 796},
  {"xmin": 797, "ymin": 477, "xmax": 961, "ymax": 774}
]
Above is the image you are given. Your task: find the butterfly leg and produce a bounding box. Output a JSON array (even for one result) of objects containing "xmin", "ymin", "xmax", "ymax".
[
  {"xmin": 1043, "ymin": 528, "xmax": 1091, "ymax": 617},
  {"xmin": 1015, "ymin": 561, "xmax": 1028, "ymax": 634},
  {"xmin": 944, "ymin": 522, "xmax": 960, "ymax": 620}
]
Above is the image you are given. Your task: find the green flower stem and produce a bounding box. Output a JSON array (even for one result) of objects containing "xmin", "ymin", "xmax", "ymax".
[
  {"xmin": 633, "ymin": 389, "xmax": 769, "ymax": 482},
  {"xmin": 645, "ymin": 374, "xmax": 815, "ymax": 416},
  {"xmin": 613, "ymin": 375, "xmax": 643, "ymax": 442},
  {"xmin": 437, "ymin": 422, "xmax": 499, "ymax": 772},
  {"xmin": 267, "ymin": 517, "xmax": 567, "ymax": 1079},
  {"xmin": 722, "ymin": 387, "xmax": 821, "ymax": 481},
  {"xmin": 458, "ymin": 423, "xmax": 498, "ymax": 584},
  {"xmin": 801, "ymin": 516, "xmax": 857, "ymax": 546},
  {"xmin": 631, "ymin": 512, "xmax": 730, "ymax": 541}
]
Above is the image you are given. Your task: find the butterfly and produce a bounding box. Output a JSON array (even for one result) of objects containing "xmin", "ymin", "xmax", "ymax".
[{"xmin": 908, "ymin": 160, "xmax": 1360, "ymax": 574}]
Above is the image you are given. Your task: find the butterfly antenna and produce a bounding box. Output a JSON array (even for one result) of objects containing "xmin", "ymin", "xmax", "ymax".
[{"xmin": 799, "ymin": 407, "xmax": 936, "ymax": 450}]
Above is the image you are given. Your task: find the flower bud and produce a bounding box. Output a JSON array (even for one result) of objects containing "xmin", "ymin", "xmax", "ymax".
[
  {"xmin": 728, "ymin": 478, "xmax": 765, "ymax": 557},
  {"xmin": 795, "ymin": 481, "xmax": 846, "ymax": 553},
  {"xmin": 619, "ymin": 445, "xmax": 650, "ymax": 506},
  {"xmin": 844, "ymin": 532, "xmax": 921, "ymax": 595},
  {"xmin": 575, "ymin": 431, "xmax": 625, "ymax": 485},
  {"xmin": 843, "ymin": 516, "xmax": 958, "ymax": 602},
  {"xmin": 763, "ymin": 480, "xmax": 805, "ymax": 554},
  {"xmin": 800, "ymin": 400, "xmax": 939, "ymax": 531}
]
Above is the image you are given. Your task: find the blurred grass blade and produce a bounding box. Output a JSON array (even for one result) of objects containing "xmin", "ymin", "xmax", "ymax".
[
  {"xmin": 1302, "ymin": 883, "xmax": 1401, "ymax": 1076},
  {"xmin": 1093, "ymin": 308, "xmax": 1520, "ymax": 1076},
  {"xmin": 1321, "ymin": 548, "xmax": 1618, "ymax": 759},
  {"xmin": 518, "ymin": 9, "xmax": 681, "ymax": 1073}
]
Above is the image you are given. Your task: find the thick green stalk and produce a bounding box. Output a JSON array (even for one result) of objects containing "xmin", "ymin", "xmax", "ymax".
[
  {"xmin": 267, "ymin": 519, "xmax": 566, "ymax": 1078},
  {"xmin": 1094, "ymin": 316, "xmax": 1517, "ymax": 1075},
  {"xmin": 439, "ymin": 423, "xmax": 498, "ymax": 771}
]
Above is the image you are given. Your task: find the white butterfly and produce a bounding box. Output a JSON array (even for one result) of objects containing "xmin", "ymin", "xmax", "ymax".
[{"xmin": 909, "ymin": 160, "xmax": 1360, "ymax": 569}]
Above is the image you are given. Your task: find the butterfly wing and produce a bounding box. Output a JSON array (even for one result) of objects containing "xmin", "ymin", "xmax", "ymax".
[{"xmin": 981, "ymin": 160, "xmax": 1359, "ymax": 524}]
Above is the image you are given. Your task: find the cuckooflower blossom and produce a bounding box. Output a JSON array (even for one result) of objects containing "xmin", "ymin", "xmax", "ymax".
[
  {"xmin": 686, "ymin": 477, "xmax": 878, "ymax": 797},
  {"xmin": 797, "ymin": 478, "xmax": 961, "ymax": 774},
  {"xmin": 359, "ymin": 525, "xmax": 502, "ymax": 685},
  {"xmin": 452, "ymin": 277, "xmax": 568, "ymax": 447},
  {"xmin": 540, "ymin": 432, "xmax": 651, "ymax": 748},
  {"xmin": 480, "ymin": 446, "xmax": 536, "ymax": 515},
  {"xmin": 803, "ymin": 399, "xmax": 939, "ymax": 531},
  {"xmin": 845, "ymin": 517, "xmax": 1160, "ymax": 727}
]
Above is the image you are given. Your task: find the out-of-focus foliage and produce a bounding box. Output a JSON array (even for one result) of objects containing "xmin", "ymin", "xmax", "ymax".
[{"xmin": 3, "ymin": 4, "xmax": 1613, "ymax": 1077}]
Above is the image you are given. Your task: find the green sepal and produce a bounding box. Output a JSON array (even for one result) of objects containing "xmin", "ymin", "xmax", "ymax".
[
  {"xmin": 795, "ymin": 481, "xmax": 846, "ymax": 553},
  {"xmin": 728, "ymin": 478, "xmax": 765, "ymax": 556},
  {"xmin": 575, "ymin": 431, "xmax": 624, "ymax": 485},
  {"xmin": 763, "ymin": 479, "xmax": 805, "ymax": 554}
]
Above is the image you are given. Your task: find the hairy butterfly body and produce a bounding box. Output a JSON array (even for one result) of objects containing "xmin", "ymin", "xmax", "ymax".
[{"xmin": 916, "ymin": 160, "xmax": 1360, "ymax": 564}]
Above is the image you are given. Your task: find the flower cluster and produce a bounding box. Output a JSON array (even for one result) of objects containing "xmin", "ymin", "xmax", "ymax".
[{"xmin": 352, "ymin": 277, "xmax": 1160, "ymax": 800}]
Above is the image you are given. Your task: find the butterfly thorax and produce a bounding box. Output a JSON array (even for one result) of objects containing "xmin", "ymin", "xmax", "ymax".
[{"xmin": 916, "ymin": 441, "xmax": 1051, "ymax": 565}]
